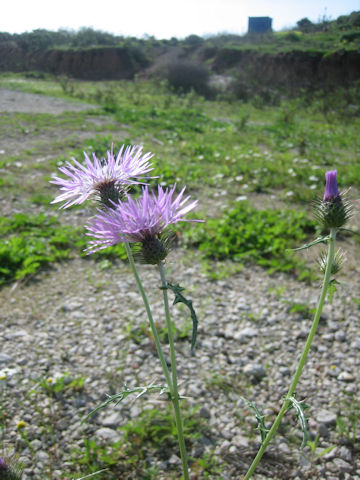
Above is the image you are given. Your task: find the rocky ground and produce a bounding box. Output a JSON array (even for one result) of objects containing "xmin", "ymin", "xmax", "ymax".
[{"xmin": 0, "ymin": 88, "xmax": 359, "ymax": 479}]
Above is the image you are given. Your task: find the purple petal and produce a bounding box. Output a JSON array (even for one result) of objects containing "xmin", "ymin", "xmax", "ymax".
[{"xmin": 323, "ymin": 170, "xmax": 340, "ymax": 201}]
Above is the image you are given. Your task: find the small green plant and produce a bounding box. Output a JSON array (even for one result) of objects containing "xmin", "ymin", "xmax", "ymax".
[
  {"xmin": 336, "ymin": 398, "xmax": 360, "ymax": 447},
  {"xmin": 0, "ymin": 213, "xmax": 128, "ymax": 287},
  {"xmin": 286, "ymin": 301, "xmax": 316, "ymax": 319},
  {"xmin": 184, "ymin": 203, "xmax": 317, "ymax": 278},
  {"xmin": 70, "ymin": 406, "xmax": 211, "ymax": 479},
  {"xmin": 36, "ymin": 373, "xmax": 85, "ymax": 398},
  {"xmin": 306, "ymin": 433, "xmax": 336, "ymax": 461},
  {"xmin": 352, "ymin": 297, "xmax": 360, "ymax": 309},
  {"xmin": 0, "ymin": 213, "xmax": 74, "ymax": 285}
]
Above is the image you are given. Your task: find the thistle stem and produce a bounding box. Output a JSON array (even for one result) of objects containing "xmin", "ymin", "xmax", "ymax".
[
  {"xmin": 243, "ymin": 228, "xmax": 337, "ymax": 480},
  {"xmin": 124, "ymin": 243, "xmax": 173, "ymax": 391},
  {"xmin": 158, "ymin": 261, "xmax": 190, "ymax": 480}
]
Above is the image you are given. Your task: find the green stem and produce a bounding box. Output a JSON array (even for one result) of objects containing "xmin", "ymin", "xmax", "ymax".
[
  {"xmin": 124, "ymin": 243, "xmax": 173, "ymax": 391},
  {"xmin": 243, "ymin": 228, "xmax": 337, "ymax": 480},
  {"xmin": 158, "ymin": 261, "xmax": 190, "ymax": 480}
]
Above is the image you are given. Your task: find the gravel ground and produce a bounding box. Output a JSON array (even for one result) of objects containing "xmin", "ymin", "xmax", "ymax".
[{"xmin": 0, "ymin": 88, "xmax": 359, "ymax": 479}]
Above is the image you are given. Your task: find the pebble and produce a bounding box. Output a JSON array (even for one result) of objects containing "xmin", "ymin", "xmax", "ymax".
[
  {"xmin": 99, "ymin": 412, "xmax": 123, "ymax": 428},
  {"xmin": 317, "ymin": 409, "xmax": 337, "ymax": 426},
  {"xmin": 243, "ymin": 363, "xmax": 267, "ymax": 381},
  {"xmin": 94, "ymin": 427, "xmax": 121, "ymax": 444},
  {"xmin": 333, "ymin": 457, "xmax": 353, "ymax": 473},
  {"xmin": 338, "ymin": 371, "xmax": 355, "ymax": 382},
  {"xmin": 0, "ymin": 353, "xmax": 13, "ymax": 364},
  {"xmin": 338, "ymin": 446, "xmax": 352, "ymax": 462}
]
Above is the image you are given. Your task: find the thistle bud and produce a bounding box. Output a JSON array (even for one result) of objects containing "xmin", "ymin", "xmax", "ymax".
[
  {"xmin": 314, "ymin": 170, "xmax": 352, "ymax": 229},
  {"xmin": 140, "ymin": 236, "xmax": 168, "ymax": 265},
  {"xmin": 95, "ymin": 179, "xmax": 123, "ymax": 209},
  {"xmin": 318, "ymin": 249, "xmax": 345, "ymax": 275}
]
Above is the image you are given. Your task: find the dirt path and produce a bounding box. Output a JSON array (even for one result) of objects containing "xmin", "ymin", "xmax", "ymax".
[{"xmin": 0, "ymin": 87, "xmax": 97, "ymax": 114}]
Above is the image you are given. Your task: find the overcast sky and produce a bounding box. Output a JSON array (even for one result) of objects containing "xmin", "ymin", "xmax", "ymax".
[{"xmin": 1, "ymin": 0, "xmax": 360, "ymax": 38}]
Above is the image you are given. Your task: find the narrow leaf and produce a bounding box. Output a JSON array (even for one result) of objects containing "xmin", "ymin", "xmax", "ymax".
[
  {"xmin": 291, "ymin": 235, "xmax": 330, "ymax": 252},
  {"xmin": 287, "ymin": 395, "xmax": 310, "ymax": 448},
  {"xmin": 84, "ymin": 384, "xmax": 168, "ymax": 420},
  {"xmin": 167, "ymin": 282, "xmax": 198, "ymax": 353}
]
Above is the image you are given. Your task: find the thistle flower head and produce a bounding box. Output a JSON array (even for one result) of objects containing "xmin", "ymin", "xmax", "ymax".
[
  {"xmin": 85, "ymin": 184, "xmax": 201, "ymax": 264},
  {"xmin": 50, "ymin": 145, "xmax": 154, "ymax": 208},
  {"xmin": 314, "ymin": 169, "xmax": 352, "ymax": 229}
]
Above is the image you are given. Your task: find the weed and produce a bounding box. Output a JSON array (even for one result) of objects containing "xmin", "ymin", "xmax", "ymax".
[
  {"xmin": 183, "ymin": 202, "xmax": 317, "ymax": 279},
  {"xmin": 336, "ymin": 398, "xmax": 360, "ymax": 447},
  {"xmin": 0, "ymin": 213, "xmax": 128, "ymax": 287},
  {"xmin": 69, "ymin": 405, "xmax": 214, "ymax": 479},
  {"xmin": 286, "ymin": 301, "xmax": 316, "ymax": 319},
  {"xmin": 35, "ymin": 373, "xmax": 86, "ymax": 398},
  {"xmin": 306, "ymin": 433, "xmax": 336, "ymax": 461}
]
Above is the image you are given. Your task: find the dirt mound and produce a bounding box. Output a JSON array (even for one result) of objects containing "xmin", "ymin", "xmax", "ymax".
[{"xmin": 0, "ymin": 44, "xmax": 147, "ymax": 80}]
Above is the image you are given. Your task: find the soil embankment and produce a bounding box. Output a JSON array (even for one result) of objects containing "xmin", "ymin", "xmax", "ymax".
[
  {"xmin": 1, "ymin": 43, "xmax": 360, "ymax": 88},
  {"xmin": 0, "ymin": 44, "xmax": 147, "ymax": 79}
]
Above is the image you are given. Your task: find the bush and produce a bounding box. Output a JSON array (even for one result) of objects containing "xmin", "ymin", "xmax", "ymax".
[
  {"xmin": 340, "ymin": 30, "xmax": 360, "ymax": 43},
  {"xmin": 165, "ymin": 61, "xmax": 210, "ymax": 96}
]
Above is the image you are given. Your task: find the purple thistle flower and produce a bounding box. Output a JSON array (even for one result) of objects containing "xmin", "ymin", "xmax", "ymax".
[
  {"xmin": 50, "ymin": 145, "xmax": 154, "ymax": 208},
  {"xmin": 323, "ymin": 170, "xmax": 340, "ymax": 202},
  {"xmin": 0, "ymin": 455, "xmax": 23, "ymax": 479},
  {"xmin": 314, "ymin": 169, "xmax": 352, "ymax": 229},
  {"xmin": 0, "ymin": 456, "xmax": 7, "ymax": 470},
  {"xmin": 85, "ymin": 185, "xmax": 201, "ymax": 263}
]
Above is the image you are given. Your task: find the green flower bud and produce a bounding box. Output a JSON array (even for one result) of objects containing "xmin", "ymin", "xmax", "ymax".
[
  {"xmin": 140, "ymin": 236, "xmax": 168, "ymax": 265},
  {"xmin": 318, "ymin": 249, "xmax": 345, "ymax": 275}
]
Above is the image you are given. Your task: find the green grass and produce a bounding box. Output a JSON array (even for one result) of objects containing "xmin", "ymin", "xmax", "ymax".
[{"xmin": 0, "ymin": 213, "xmax": 128, "ymax": 286}]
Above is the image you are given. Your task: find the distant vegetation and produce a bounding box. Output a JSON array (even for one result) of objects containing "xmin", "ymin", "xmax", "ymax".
[{"xmin": 0, "ymin": 10, "xmax": 359, "ymax": 52}]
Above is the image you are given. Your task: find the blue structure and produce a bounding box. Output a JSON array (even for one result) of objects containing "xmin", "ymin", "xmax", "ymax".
[{"xmin": 248, "ymin": 17, "xmax": 273, "ymax": 34}]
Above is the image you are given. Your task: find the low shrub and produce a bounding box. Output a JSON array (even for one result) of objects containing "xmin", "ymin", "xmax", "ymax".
[{"xmin": 165, "ymin": 61, "xmax": 211, "ymax": 96}]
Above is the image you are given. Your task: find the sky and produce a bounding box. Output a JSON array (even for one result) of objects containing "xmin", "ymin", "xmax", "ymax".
[{"xmin": 1, "ymin": 0, "xmax": 360, "ymax": 39}]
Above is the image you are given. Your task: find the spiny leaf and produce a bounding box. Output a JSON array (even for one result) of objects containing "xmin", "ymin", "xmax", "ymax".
[
  {"xmin": 291, "ymin": 235, "xmax": 330, "ymax": 252},
  {"xmin": 85, "ymin": 384, "xmax": 169, "ymax": 420},
  {"xmin": 287, "ymin": 395, "xmax": 310, "ymax": 448},
  {"xmin": 241, "ymin": 397, "xmax": 269, "ymax": 443},
  {"xmin": 167, "ymin": 282, "xmax": 198, "ymax": 353}
]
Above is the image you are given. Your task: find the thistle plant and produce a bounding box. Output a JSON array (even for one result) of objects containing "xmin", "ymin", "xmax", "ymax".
[
  {"xmin": 51, "ymin": 145, "xmax": 202, "ymax": 480},
  {"xmin": 242, "ymin": 169, "xmax": 354, "ymax": 479},
  {"xmin": 0, "ymin": 455, "xmax": 23, "ymax": 480}
]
